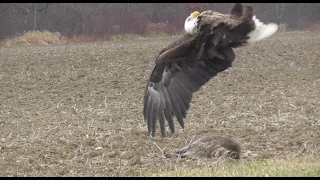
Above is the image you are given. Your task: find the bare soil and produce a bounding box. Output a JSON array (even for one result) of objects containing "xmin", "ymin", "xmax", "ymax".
[{"xmin": 0, "ymin": 32, "xmax": 320, "ymax": 176}]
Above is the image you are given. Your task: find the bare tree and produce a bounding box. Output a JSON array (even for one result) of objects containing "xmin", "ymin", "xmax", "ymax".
[{"xmin": 0, "ymin": 3, "xmax": 320, "ymax": 40}]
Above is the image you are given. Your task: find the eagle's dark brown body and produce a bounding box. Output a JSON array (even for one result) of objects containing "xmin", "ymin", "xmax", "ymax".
[{"xmin": 143, "ymin": 3, "xmax": 276, "ymax": 137}]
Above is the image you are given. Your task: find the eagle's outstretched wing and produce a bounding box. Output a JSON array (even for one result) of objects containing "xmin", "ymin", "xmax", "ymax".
[{"xmin": 143, "ymin": 30, "xmax": 236, "ymax": 137}]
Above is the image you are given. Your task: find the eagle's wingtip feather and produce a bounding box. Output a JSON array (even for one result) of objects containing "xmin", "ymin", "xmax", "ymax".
[{"xmin": 247, "ymin": 16, "xmax": 279, "ymax": 43}]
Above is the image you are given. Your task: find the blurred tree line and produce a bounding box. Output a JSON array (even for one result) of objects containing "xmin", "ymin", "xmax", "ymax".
[{"xmin": 0, "ymin": 3, "xmax": 319, "ymax": 39}]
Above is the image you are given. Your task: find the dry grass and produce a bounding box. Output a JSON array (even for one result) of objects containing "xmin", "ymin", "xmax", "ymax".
[
  {"xmin": 0, "ymin": 30, "xmax": 177, "ymax": 47},
  {"xmin": 145, "ymin": 32, "xmax": 171, "ymax": 38},
  {"xmin": 145, "ymin": 22, "xmax": 182, "ymax": 36},
  {"xmin": 146, "ymin": 156, "xmax": 320, "ymax": 177},
  {"xmin": 108, "ymin": 33, "xmax": 148, "ymax": 42},
  {"xmin": 108, "ymin": 33, "xmax": 179, "ymax": 42},
  {"xmin": 1, "ymin": 30, "xmax": 68, "ymax": 47},
  {"xmin": 0, "ymin": 31, "xmax": 319, "ymax": 176},
  {"xmin": 278, "ymin": 23, "xmax": 288, "ymax": 32},
  {"xmin": 68, "ymin": 35, "xmax": 108, "ymax": 44},
  {"xmin": 309, "ymin": 22, "xmax": 320, "ymax": 32}
]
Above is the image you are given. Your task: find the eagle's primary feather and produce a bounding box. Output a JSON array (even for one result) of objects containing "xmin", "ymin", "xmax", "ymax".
[{"xmin": 143, "ymin": 3, "xmax": 278, "ymax": 137}]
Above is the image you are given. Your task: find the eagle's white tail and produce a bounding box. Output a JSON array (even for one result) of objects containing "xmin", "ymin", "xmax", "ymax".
[{"xmin": 247, "ymin": 16, "xmax": 278, "ymax": 43}]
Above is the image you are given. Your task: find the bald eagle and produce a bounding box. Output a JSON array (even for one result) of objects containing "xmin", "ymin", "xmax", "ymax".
[{"xmin": 143, "ymin": 3, "xmax": 278, "ymax": 137}]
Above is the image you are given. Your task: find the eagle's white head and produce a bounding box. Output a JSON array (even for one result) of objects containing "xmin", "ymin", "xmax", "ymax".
[{"xmin": 184, "ymin": 11, "xmax": 200, "ymax": 35}]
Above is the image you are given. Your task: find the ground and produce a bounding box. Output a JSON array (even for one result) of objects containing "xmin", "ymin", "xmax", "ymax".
[{"xmin": 0, "ymin": 32, "xmax": 319, "ymax": 177}]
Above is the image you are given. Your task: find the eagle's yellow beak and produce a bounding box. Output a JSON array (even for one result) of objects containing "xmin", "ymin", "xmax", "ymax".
[{"xmin": 191, "ymin": 11, "xmax": 200, "ymax": 19}]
